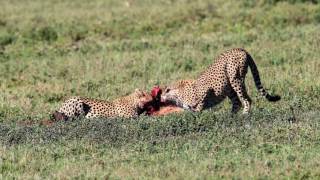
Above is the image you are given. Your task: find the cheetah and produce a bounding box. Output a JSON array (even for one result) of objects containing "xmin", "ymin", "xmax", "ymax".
[
  {"xmin": 51, "ymin": 89, "xmax": 153, "ymax": 121},
  {"xmin": 161, "ymin": 48, "xmax": 281, "ymax": 114}
]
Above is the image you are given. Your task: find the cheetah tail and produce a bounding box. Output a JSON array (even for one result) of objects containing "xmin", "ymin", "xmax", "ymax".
[
  {"xmin": 247, "ymin": 52, "xmax": 281, "ymax": 102},
  {"xmin": 266, "ymin": 94, "xmax": 281, "ymax": 102}
]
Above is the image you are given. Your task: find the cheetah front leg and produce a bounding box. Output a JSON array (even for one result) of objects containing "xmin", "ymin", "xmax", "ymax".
[
  {"xmin": 188, "ymin": 88, "xmax": 213, "ymax": 112},
  {"xmin": 230, "ymin": 79, "xmax": 252, "ymax": 114},
  {"xmin": 189, "ymin": 102, "xmax": 204, "ymax": 112}
]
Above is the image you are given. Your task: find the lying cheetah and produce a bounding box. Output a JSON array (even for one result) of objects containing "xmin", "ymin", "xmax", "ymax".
[
  {"xmin": 52, "ymin": 89, "xmax": 153, "ymax": 120},
  {"xmin": 161, "ymin": 48, "xmax": 281, "ymax": 114}
]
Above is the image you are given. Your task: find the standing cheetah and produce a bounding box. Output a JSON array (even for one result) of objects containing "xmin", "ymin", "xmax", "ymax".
[
  {"xmin": 52, "ymin": 89, "xmax": 153, "ymax": 120},
  {"xmin": 161, "ymin": 48, "xmax": 280, "ymax": 114}
]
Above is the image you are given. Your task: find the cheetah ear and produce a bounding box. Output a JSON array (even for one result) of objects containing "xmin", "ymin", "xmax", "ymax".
[
  {"xmin": 176, "ymin": 80, "xmax": 185, "ymax": 86},
  {"xmin": 159, "ymin": 85, "xmax": 166, "ymax": 91},
  {"xmin": 177, "ymin": 81, "xmax": 186, "ymax": 89},
  {"xmin": 134, "ymin": 88, "xmax": 141, "ymax": 93},
  {"xmin": 134, "ymin": 88, "xmax": 144, "ymax": 96}
]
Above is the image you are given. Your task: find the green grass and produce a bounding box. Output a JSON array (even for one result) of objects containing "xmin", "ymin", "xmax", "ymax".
[{"xmin": 0, "ymin": 0, "xmax": 320, "ymax": 178}]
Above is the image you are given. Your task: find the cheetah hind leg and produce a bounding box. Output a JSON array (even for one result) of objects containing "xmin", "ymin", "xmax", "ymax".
[
  {"xmin": 230, "ymin": 79, "xmax": 252, "ymax": 114},
  {"xmin": 51, "ymin": 111, "xmax": 69, "ymax": 121},
  {"xmin": 227, "ymin": 90, "xmax": 242, "ymax": 113},
  {"xmin": 54, "ymin": 97, "xmax": 88, "ymax": 120}
]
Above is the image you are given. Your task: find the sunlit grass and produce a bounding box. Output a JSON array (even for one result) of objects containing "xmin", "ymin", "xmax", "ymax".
[{"xmin": 0, "ymin": 0, "xmax": 320, "ymax": 178}]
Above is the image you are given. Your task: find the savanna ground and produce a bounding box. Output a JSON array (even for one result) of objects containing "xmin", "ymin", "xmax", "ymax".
[{"xmin": 0, "ymin": 0, "xmax": 320, "ymax": 178}]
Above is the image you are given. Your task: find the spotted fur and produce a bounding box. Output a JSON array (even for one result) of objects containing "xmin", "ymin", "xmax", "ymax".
[
  {"xmin": 53, "ymin": 89, "xmax": 152, "ymax": 120},
  {"xmin": 161, "ymin": 48, "xmax": 281, "ymax": 114}
]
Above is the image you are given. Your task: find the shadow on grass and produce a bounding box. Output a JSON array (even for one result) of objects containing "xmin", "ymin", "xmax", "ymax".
[{"xmin": 0, "ymin": 109, "xmax": 305, "ymax": 147}]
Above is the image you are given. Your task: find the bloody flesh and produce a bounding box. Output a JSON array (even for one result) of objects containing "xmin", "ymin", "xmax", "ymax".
[{"xmin": 145, "ymin": 86, "xmax": 183, "ymax": 116}]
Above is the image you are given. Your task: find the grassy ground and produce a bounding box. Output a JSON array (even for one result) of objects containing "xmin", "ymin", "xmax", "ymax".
[{"xmin": 0, "ymin": 0, "xmax": 320, "ymax": 178}]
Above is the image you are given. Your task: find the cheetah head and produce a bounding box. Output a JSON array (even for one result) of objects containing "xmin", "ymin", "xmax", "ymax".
[
  {"xmin": 132, "ymin": 88, "xmax": 154, "ymax": 110},
  {"xmin": 161, "ymin": 79, "xmax": 196, "ymax": 110}
]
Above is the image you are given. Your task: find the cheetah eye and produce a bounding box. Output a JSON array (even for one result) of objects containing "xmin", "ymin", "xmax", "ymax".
[{"xmin": 165, "ymin": 88, "xmax": 170, "ymax": 93}]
